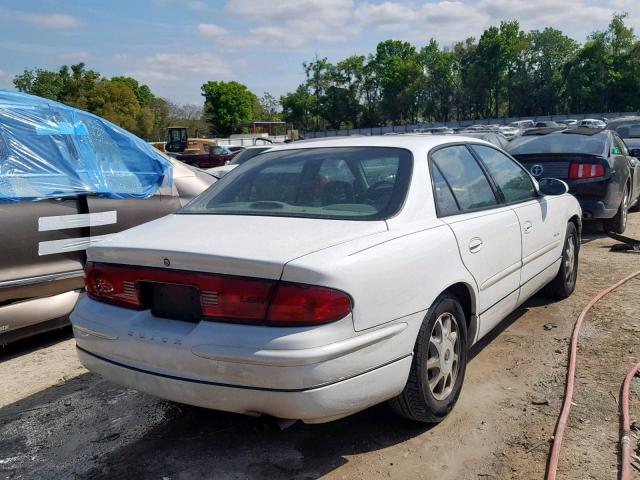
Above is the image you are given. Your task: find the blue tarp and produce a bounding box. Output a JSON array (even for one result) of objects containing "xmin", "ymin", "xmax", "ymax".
[{"xmin": 0, "ymin": 90, "xmax": 172, "ymax": 202}]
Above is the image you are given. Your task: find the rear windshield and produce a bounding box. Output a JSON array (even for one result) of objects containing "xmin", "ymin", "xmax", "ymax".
[
  {"xmin": 508, "ymin": 133, "xmax": 607, "ymax": 155},
  {"xmin": 610, "ymin": 121, "xmax": 640, "ymax": 139},
  {"xmin": 181, "ymin": 147, "xmax": 412, "ymax": 220}
]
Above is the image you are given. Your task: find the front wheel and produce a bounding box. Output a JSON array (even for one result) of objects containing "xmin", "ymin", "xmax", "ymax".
[
  {"xmin": 389, "ymin": 293, "xmax": 468, "ymax": 423},
  {"xmin": 604, "ymin": 184, "xmax": 629, "ymax": 234},
  {"xmin": 544, "ymin": 222, "xmax": 579, "ymax": 299}
]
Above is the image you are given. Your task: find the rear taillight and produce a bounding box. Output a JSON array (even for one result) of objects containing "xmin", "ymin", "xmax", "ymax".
[
  {"xmin": 84, "ymin": 262, "xmax": 352, "ymax": 326},
  {"xmin": 569, "ymin": 163, "xmax": 605, "ymax": 179},
  {"xmin": 85, "ymin": 261, "xmax": 143, "ymax": 309},
  {"xmin": 267, "ymin": 283, "xmax": 352, "ymax": 325}
]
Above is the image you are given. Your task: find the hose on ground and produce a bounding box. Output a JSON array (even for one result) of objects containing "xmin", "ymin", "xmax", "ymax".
[
  {"xmin": 546, "ymin": 270, "xmax": 640, "ymax": 480},
  {"xmin": 621, "ymin": 362, "xmax": 640, "ymax": 480}
]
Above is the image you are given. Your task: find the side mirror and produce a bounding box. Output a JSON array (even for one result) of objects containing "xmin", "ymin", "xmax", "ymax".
[
  {"xmin": 629, "ymin": 148, "xmax": 640, "ymax": 158},
  {"xmin": 538, "ymin": 178, "xmax": 569, "ymax": 196}
]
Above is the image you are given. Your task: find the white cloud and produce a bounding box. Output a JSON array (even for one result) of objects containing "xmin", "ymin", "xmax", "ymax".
[
  {"xmin": 0, "ymin": 69, "xmax": 13, "ymax": 89},
  {"xmin": 354, "ymin": 2, "xmax": 415, "ymax": 30},
  {"xmin": 222, "ymin": 0, "xmax": 356, "ymax": 48},
  {"xmin": 226, "ymin": 0, "xmax": 353, "ymax": 24},
  {"xmin": 477, "ymin": 0, "xmax": 613, "ymax": 37},
  {"xmin": 128, "ymin": 52, "xmax": 234, "ymax": 83},
  {"xmin": 198, "ymin": 23, "xmax": 228, "ymax": 37},
  {"xmin": 18, "ymin": 12, "xmax": 81, "ymax": 29},
  {"xmin": 57, "ymin": 51, "xmax": 92, "ymax": 61},
  {"xmin": 187, "ymin": 1, "xmax": 213, "ymax": 12}
]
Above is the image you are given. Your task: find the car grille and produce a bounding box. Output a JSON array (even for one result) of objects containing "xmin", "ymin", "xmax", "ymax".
[{"xmin": 521, "ymin": 162, "xmax": 570, "ymax": 179}]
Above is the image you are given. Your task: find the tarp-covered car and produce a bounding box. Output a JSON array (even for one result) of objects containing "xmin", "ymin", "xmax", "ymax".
[{"xmin": 0, "ymin": 91, "xmax": 214, "ymax": 344}]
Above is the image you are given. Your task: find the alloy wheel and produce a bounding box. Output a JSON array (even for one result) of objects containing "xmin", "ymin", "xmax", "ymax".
[
  {"xmin": 564, "ymin": 233, "xmax": 576, "ymax": 285},
  {"xmin": 427, "ymin": 312, "xmax": 461, "ymax": 401}
]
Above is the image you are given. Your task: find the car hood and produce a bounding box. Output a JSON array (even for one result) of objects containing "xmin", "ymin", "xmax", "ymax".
[
  {"xmin": 623, "ymin": 138, "xmax": 640, "ymax": 149},
  {"xmin": 87, "ymin": 214, "xmax": 388, "ymax": 279}
]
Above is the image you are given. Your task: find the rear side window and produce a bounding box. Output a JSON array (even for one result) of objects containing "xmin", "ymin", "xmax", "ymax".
[
  {"xmin": 471, "ymin": 145, "xmax": 537, "ymax": 204},
  {"xmin": 431, "ymin": 165, "xmax": 459, "ymax": 216},
  {"xmin": 613, "ymin": 135, "xmax": 629, "ymax": 156},
  {"xmin": 430, "ymin": 145, "xmax": 498, "ymax": 214}
]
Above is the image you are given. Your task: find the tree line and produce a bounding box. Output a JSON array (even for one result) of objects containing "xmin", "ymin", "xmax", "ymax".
[
  {"xmin": 11, "ymin": 13, "xmax": 640, "ymax": 138},
  {"xmin": 279, "ymin": 13, "xmax": 640, "ymax": 131},
  {"xmin": 12, "ymin": 63, "xmax": 209, "ymax": 141}
]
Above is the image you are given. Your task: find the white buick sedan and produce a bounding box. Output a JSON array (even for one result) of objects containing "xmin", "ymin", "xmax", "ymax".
[{"xmin": 71, "ymin": 136, "xmax": 581, "ymax": 424}]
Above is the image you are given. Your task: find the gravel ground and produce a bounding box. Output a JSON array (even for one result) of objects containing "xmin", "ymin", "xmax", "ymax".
[{"xmin": 1, "ymin": 213, "xmax": 640, "ymax": 480}]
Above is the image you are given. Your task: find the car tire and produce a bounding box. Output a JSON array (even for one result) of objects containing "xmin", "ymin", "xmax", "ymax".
[
  {"xmin": 544, "ymin": 222, "xmax": 579, "ymax": 299},
  {"xmin": 604, "ymin": 184, "xmax": 629, "ymax": 234},
  {"xmin": 389, "ymin": 293, "xmax": 468, "ymax": 423}
]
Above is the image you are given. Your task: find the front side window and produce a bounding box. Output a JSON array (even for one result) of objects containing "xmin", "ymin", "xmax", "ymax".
[
  {"xmin": 471, "ymin": 145, "xmax": 537, "ymax": 204},
  {"xmin": 182, "ymin": 147, "xmax": 412, "ymax": 220},
  {"xmin": 430, "ymin": 145, "xmax": 498, "ymax": 214}
]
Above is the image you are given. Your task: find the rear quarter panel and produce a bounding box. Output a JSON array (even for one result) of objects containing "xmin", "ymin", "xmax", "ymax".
[{"xmin": 282, "ymin": 222, "xmax": 477, "ymax": 333}]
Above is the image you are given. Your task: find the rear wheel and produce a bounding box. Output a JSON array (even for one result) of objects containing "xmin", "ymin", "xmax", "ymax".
[
  {"xmin": 604, "ymin": 184, "xmax": 629, "ymax": 234},
  {"xmin": 390, "ymin": 293, "xmax": 468, "ymax": 423},
  {"xmin": 544, "ymin": 222, "xmax": 579, "ymax": 299}
]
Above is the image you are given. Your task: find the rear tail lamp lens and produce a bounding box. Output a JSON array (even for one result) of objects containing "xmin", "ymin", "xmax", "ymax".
[
  {"xmin": 85, "ymin": 261, "xmax": 142, "ymax": 309},
  {"xmin": 84, "ymin": 262, "xmax": 352, "ymax": 326},
  {"xmin": 569, "ymin": 163, "xmax": 605, "ymax": 179},
  {"xmin": 267, "ymin": 283, "xmax": 352, "ymax": 325}
]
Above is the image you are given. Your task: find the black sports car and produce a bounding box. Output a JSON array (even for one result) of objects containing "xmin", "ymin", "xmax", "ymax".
[{"xmin": 507, "ymin": 128, "xmax": 640, "ymax": 233}]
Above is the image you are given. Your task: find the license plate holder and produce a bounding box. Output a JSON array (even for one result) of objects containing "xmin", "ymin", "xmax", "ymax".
[{"xmin": 140, "ymin": 282, "xmax": 201, "ymax": 323}]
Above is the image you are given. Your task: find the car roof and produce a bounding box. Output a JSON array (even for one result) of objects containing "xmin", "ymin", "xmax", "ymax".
[
  {"xmin": 607, "ymin": 116, "xmax": 640, "ymax": 125},
  {"xmin": 277, "ymin": 134, "xmax": 494, "ymax": 153}
]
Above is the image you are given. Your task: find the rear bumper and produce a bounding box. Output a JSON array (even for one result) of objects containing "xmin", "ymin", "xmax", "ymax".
[
  {"xmin": 0, "ymin": 290, "xmax": 79, "ymax": 343},
  {"xmin": 71, "ymin": 297, "xmax": 421, "ymax": 422},
  {"xmin": 76, "ymin": 346, "xmax": 412, "ymax": 423},
  {"xmin": 576, "ymin": 198, "xmax": 618, "ymax": 219}
]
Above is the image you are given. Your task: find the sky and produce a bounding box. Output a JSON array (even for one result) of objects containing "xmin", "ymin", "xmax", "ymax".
[{"xmin": 0, "ymin": 0, "xmax": 638, "ymax": 105}]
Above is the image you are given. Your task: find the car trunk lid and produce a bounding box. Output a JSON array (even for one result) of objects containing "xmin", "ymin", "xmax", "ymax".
[
  {"xmin": 512, "ymin": 153, "xmax": 607, "ymax": 180},
  {"xmin": 87, "ymin": 213, "xmax": 387, "ymax": 280}
]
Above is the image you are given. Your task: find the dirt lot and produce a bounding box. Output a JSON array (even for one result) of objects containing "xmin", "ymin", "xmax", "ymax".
[{"xmin": 1, "ymin": 214, "xmax": 640, "ymax": 480}]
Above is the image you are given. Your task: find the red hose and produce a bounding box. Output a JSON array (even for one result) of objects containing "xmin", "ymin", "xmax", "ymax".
[
  {"xmin": 621, "ymin": 362, "xmax": 640, "ymax": 480},
  {"xmin": 546, "ymin": 270, "xmax": 640, "ymax": 480}
]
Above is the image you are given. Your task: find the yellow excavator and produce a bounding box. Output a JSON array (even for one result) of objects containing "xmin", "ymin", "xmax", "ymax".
[{"xmin": 151, "ymin": 127, "xmax": 217, "ymax": 156}]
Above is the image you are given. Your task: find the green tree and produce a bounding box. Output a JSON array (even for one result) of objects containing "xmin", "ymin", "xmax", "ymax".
[
  {"xmin": 259, "ymin": 92, "xmax": 281, "ymax": 121},
  {"xmin": 370, "ymin": 40, "xmax": 424, "ymax": 124},
  {"xmin": 201, "ymin": 81, "xmax": 259, "ymax": 136},
  {"xmin": 13, "ymin": 68, "xmax": 64, "ymax": 100},
  {"xmin": 86, "ymin": 80, "xmax": 141, "ymax": 133},
  {"xmin": 280, "ymin": 85, "xmax": 315, "ymax": 131},
  {"xmin": 111, "ymin": 76, "xmax": 155, "ymax": 106},
  {"xmin": 420, "ymin": 40, "xmax": 459, "ymax": 122}
]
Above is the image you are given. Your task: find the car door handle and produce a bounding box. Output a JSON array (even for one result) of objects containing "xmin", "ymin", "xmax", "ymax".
[
  {"xmin": 469, "ymin": 237, "xmax": 483, "ymax": 253},
  {"xmin": 523, "ymin": 221, "xmax": 533, "ymax": 234}
]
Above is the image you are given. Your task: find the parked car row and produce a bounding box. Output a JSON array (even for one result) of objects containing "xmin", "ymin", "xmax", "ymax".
[{"xmin": 2, "ymin": 90, "xmax": 637, "ymax": 428}]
